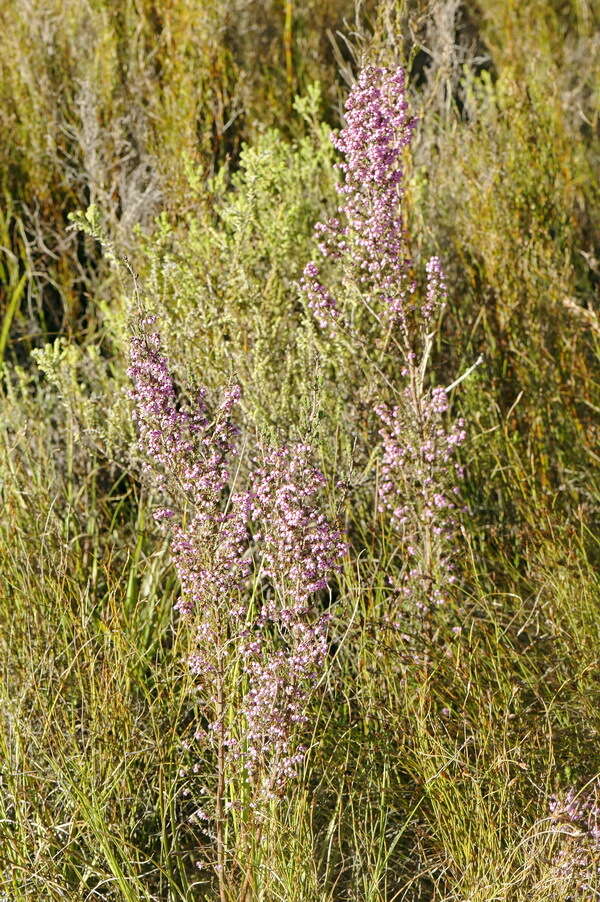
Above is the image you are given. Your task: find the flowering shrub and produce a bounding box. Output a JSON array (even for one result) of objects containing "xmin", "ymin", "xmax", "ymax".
[
  {"xmin": 302, "ymin": 66, "xmax": 468, "ymax": 629},
  {"xmin": 128, "ymin": 317, "xmax": 346, "ymax": 882}
]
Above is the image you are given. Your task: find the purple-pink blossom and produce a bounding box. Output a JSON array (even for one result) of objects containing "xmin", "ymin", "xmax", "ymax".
[
  {"xmin": 129, "ymin": 322, "xmax": 347, "ymax": 802},
  {"xmin": 300, "ymin": 66, "xmax": 416, "ymax": 325},
  {"xmin": 230, "ymin": 443, "xmax": 347, "ymax": 795},
  {"xmin": 128, "ymin": 318, "xmax": 249, "ymax": 618},
  {"xmin": 237, "ymin": 619, "xmax": 329, "ymax": 795},
  {"xmin": 376, "ymin": 385, "xmax": 466, "ymax": 608},
  {"xmin": 299, "ymin": 66, "xmax": 468, "ymax": 623},
  {"xmin": 250, "ymin": 444, "xmax": 347, "ymax": 622}
]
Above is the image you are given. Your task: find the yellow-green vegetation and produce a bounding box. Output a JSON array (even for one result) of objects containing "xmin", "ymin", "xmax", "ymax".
[{"xmin": 1, "ymin": 1, "xmax": 600, "ymax": 899}]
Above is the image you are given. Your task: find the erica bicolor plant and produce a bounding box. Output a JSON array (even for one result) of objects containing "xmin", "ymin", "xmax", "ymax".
[
  {"xmin": 301, "ymin": 66, "xmax": 474, "ymax": 629},
  {"xmin": 128, "ymin": 318, "xmax": 346, "ymax": 890}
]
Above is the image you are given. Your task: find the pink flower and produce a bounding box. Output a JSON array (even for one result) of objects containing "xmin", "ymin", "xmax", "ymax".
[
  {"xmin": 129, "ymin": 324, "xmax": 347, "ymax": 800},
  {"xmin": 301, "ymin": 66, "xmax": 416, "ymax": 325}
]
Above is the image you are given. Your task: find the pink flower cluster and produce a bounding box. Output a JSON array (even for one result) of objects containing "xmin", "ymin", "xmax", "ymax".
[
  {"xmin": 239, "ymin": 619, "xmax": 328, "ymax": 794},
  {"xmin": 423, "ymin": 255, "xmax": 446, "ymax": 327},
  {"xmin": 129, "ymin": 322, "xmax": 346, "ymax": 799},
  {"xmin": 300, "ymin": 66, "xmax": 416, "ymax": 325},
  {"xmin": 376, "ymin": 386, "xmax": 466, "ymax": 610},
  {"xmin": 128, "ymin": 318, "xmax": 249, "ymax": 618},
  {"xmin": 301, "ymin": 66, "xmax": 467, "ymax": 628},
  {"xmin": 250, "ymin": 444, "xmax": 347, "ymax": 621},
  {"xmin": 233, "ymin": 444, "xmax": 346, "ymax": 795},
  {"xmin": 549, "ymin": 784, "xmax": 600, "ymax": 895}
]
